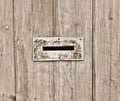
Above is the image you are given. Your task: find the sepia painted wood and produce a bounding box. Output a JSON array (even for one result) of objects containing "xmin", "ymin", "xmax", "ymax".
[
  {"xmin": 1, "ymin": 0, "xmax": 119, "ymax": 100},
  {"xmin": 54, "ymin": 0, "xmax": 92, "ymax": 101},
  {"xmin": 14, "ymin": 0, "xmax": 33, "ymax": 100},
  {"xmin": 110, "ymin": 0, "xmax": 120, "ymax": 99},
  {"xmin": 93, "ymin": 0, "xmax": 120, "ymax": 101},
  {"xmin": 32, "ymin": 0, "xmax": 54, "ymax": 101},
  {"xmin": 14, "ymin": 0, "xmax": 92, "ymax": 101},
  {"xmin": 14, "ymin": 0, "xmax": 53, "ymax": 101},
  {"xmin": 0, "ymin": 0, "xmax": 15, "ymax": 101}
]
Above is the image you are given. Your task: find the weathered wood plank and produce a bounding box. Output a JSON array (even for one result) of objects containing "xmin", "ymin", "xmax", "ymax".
[
  {"xmin": 14, "ymin": 1, "xmax": 33, "ymax": 100},
  {"xmin": 54, "ymin": 0, "xmax": 92, "ymax": 101},
  {"xmin": 32, "ymin": 0, "xmax": 54, "ymax": 101},
  {"xmin": 110, "ymin": 1, "xmax": 120, "ymax": 101},
  {"xmin": 14, "ymin": 0, "xmax": 53, "ymax": 100},
  {"xmin": 0, "ymin": 0, "xmax": 15, "ymax": 101},
  {"xmin": 93, "ymin": 0, "xmax": 120, "ymax": 100}
]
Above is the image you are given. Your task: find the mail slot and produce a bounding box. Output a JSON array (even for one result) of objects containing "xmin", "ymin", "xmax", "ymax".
[
  {"xmin": 33, "ymin": 37, "xmax": 84, "ymax": 61},
  {"xmin": 43, "ymin": 46, "xmax": 74, "ymax": 51}
]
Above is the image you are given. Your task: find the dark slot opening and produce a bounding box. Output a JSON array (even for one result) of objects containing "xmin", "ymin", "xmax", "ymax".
[{"xmin": 43, "ymin": 46, "xmax": 74, "ymax": 51}]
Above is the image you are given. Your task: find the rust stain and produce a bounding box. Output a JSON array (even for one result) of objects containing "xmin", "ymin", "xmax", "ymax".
[
  {"xmin": 69, "ymin": 40, "xmax": 76, "ymax": 44},
  {"xmin": 40, "ymin": 52, "xmax": 48, "ymax": 59},
  {"xmin": 33, "ymin": 37, "xmax": 83, "ymax": 61}
]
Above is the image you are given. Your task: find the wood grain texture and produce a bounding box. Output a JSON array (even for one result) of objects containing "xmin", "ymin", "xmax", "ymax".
[
  {"xmin": 0, "ymin": 0, "xmax": 120, "ymax": 100},
  {"xmin": 32, "ymin": 0, "xmax": 54, "ymax": 101},
  {"xmin": 14, "ymin": 0, "xmax": 33, "ymax": 100},
  {"xmin": 54, "ymin": 0, "xmax": 92, "ymax": 101},
  {"xmin": 14, "ymin": 0, "xmax": 53, "ymax": 101},
  {"xmin": 110, "ymin": 1, "xmax": 120, "ymax": 100},
  {"xmin": 93, "ymin": 0, "xmax": 120, "ymax": 100},
  {"xmin": 0, "ymin": 0, "xmax": 15, "ymax": 101},
  {"xmin": 14, "ymin": 0, "xmax": 92, "ymax": 101}
]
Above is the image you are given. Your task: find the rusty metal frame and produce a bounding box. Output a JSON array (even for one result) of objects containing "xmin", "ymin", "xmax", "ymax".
[{"xmin": 33, "ymin": 37, "xmax": 84, "ymax": 61}]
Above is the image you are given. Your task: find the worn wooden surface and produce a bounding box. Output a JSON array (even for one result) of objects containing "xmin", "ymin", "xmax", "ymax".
[
  {"xmin": 93, "ymin": 0, "xmax": 120, "ymax": 101},
  {"xmin": 0, "ymin": 0, "xmax": 15, "ymax": 101},
  {"xmin": 14, "ymin": 0, "xmax": 53, "ymax": 100},
  {"xmin": 14, "ymin": 0, "xmax": 54, "ymax": 100},
  {"xmin": 0, "ymin": 0, "xmax": 120, "ymax": 101},
  {"xmin": 14, "ymin": 0, "xmax": 92, "ymax": 101},
  {"xmin": 54, "ymin": 0, "xmax": 92, "ymax": 101}
]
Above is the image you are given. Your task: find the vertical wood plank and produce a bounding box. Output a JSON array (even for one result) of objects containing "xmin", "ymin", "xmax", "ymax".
[
  {"xmin": 14, "ymin": 0, "xmax": 53, "ymax": 101},
  {"xmin": 32, "ymin": 0, "xmax": 54, "ymax": 101},
  {"xmin": 110, "ymin": 1, "xmax": 120, "ymax": 101},
  {"xmin": 93, "ymin": 0, "xmax": 120, "ymax": 100},
  {"xmin": 14, "ymin": 0, "xmax": 33, "ymax": 100},
  {"xmin": 0, "ymin": 0, "xmax": 15, "ymax": 101},
  {"xmin": 54, "ymin": 0, "xmax": 92, "ymax": 101}
]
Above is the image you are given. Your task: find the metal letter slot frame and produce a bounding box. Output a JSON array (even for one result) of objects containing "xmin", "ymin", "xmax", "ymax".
[{"xmin": 33, "ymin": 37, "xmax": 84, "ymax": 61}]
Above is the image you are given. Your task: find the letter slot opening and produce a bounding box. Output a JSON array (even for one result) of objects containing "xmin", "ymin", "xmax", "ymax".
[{"xmin": 43, "ymin": 46, "xmax": 74, "ymax": 51}]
